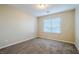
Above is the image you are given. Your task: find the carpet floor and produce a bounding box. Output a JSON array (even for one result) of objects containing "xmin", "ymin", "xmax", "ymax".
[{"xmin": 0, "ymin": 38, "xmax": 78, "ymax": 54}]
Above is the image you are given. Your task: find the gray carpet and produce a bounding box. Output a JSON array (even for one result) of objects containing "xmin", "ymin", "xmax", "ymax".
[{"xmin": 0, "ymin": 38, "xmax": 78, "ymax": 54}]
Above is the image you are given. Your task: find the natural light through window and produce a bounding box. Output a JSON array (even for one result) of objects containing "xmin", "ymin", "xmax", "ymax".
[{"xmin": 43, "ymin": 17, "xmax": 61, "ymax": 33}]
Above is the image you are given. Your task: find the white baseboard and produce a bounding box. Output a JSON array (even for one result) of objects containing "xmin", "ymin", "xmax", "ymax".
[
  {"xmin": 52, "ymin": 39, "xmax": 74, "ymax": 44},
  {"xmin": 39, "ymin": 37, "xmax": 74, "ymax": 44},
  {"xmin": 0, "ymin": 36, "xmax": 36, "ymax": 49},
  {"xmin": 74, "ymin": 42, "xmax": 79, "ymax": 51}
]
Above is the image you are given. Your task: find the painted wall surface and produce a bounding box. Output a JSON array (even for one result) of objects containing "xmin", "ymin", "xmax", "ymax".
[
  {"xmin": 75, "ymin": 7, "xmax": 79, "ymax": 50},
  {"xmin": 38, "ymin": 10, "xmax": 75, "ymax": 44},
  {"xmin": 0, "ymin": 5, "xmax": 37, "ymax": 48}
]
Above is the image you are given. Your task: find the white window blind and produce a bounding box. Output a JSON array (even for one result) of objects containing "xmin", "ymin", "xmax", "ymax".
[{"xmin": 43, "ymin": 17, "xmax": 61, "ymax": 33}]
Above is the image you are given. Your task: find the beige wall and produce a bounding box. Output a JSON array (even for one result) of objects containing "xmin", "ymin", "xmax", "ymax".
[
  {"xmin": 37, "ymin": 10, "xmax": 75, "ymax": 44},
  {"xmin": 0, "ymin": 5, "xmax": 37, "ymax": 49},
  {"xmin": 75, "ymin": 7, "xmax": 79, "ymax": 50}
]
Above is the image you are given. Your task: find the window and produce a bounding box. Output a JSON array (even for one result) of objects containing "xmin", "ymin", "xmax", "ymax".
[{"xmin": 43, "ymin": 17, "xmax": 61, "ymax": 33}]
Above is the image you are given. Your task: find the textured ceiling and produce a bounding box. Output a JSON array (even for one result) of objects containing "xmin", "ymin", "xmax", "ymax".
[{"xmin": 11, "ymin": 4, "xmax": 78, "ymax": 17}]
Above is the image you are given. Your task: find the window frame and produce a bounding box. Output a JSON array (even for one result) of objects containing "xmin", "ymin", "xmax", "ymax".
[{"xmin": 43, "ymin": 17, "xmax": 61, "ymax": 33}]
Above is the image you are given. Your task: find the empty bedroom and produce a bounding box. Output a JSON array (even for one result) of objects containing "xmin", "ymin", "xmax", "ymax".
[{"xmin": 0, "ymin": 4, "xmax": 79, "ymax": 54}]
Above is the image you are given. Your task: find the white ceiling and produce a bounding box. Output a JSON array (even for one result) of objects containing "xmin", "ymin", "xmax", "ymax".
[{"xmin": 11, "ymin": 4, "xmax": 78, "ymax": 17}]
